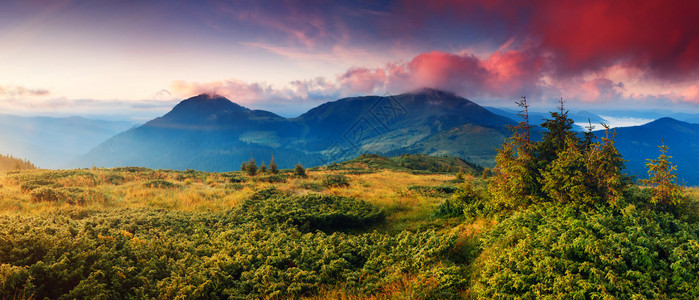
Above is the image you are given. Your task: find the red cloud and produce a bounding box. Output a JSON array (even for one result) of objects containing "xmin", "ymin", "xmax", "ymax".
[
  {"xmin": 395, "ymin": 0, "xmax": 699, "ymax": 82},
  {"xmin": 533, "ymin": 0, "xmax": 699, "ymax": 80}
]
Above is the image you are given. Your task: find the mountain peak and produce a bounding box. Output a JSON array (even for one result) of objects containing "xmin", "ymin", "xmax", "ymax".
[
  {"xmin": 153, "ymin": 94, "xmax": 250, "ymax": 126},
  {"xmin": 646, "ymin": 117, "xmax": 683, "ymax": 127},
  {"xmin": 171, "ymin": 94, "xmax": 247, "ymax": 114},
  {"xmin": 410, "ymin": 88, "xmax": 457, "ymax": 98}
]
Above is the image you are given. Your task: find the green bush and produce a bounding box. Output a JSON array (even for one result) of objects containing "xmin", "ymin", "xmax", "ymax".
[
  {"xmin": 0, "ymin": 195, "xmax": 465, "ymax": 299},
  {"xmin": 144, "ymin": 180, "xmax": 179, "ymax": 189},
  {"xmin": 321, "ymin": 174, "xmax": 350, "ymax": 188},
  {"xmin": 408, "ymin": 185, "xmax": 457, "ymax": 197},
  {"xmin": 253, "ymin": 175, "xmax": 287, "ymax": 183},
  {"xmin": 294, "ymin": 163, "xmax": 306, "ymax": 177},
  {"xmin": 471, "ymin": 203, "xmax": 699, "ymax": 299}
]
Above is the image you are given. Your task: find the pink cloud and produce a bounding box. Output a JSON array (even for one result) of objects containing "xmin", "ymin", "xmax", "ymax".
[
  {"xmin": 681, "ymin": 85, "xmax": 699, "ymax": 103},
  {"xmin": 337, "ymin": 67, "xmax": 387, "ymax": 94}
]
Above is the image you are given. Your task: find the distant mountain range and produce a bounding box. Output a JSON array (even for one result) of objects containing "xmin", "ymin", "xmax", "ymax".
[
  {"xmin": 75, "ymin": 89, "xmax": 514, "ymax": 170},
  {"xmin": 3, "ymin": 89, "xmax": 698, "ymax": 185},
  {"xmin": 606, "ymin": 117, "xmax": 699, "ymax": 185},
  {"xmin": 0, "ymin": 115, "xmax": 135, "ymax": 168}
]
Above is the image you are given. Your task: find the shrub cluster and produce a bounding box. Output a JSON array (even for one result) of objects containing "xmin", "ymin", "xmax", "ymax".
[
  {"xmin": 0, "ymin": 189, "xmax": 467, "ymax": 299},
  {"xmin": 472, "ymin": 203, "xmax": 699, "ymax": 298}
]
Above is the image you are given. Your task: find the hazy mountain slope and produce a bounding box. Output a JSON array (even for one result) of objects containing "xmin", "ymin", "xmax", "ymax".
[
  {"xmin": 76, "ymin": 90, "xmax": 517, "ymax": 171},
  {"xmin": 0, "ymin": 115, "xmax": 135, "ymax": 168},
  {"xmin": 76, "ymin": 94, "xmax": 316, "ymax": 170},
  {"xmin": 604, "ymin": 117, "xmax": 699, "ymax": 185},
  {"xmin": 382, "ymin": 124, "xmax": 509, "ymax": 167}
]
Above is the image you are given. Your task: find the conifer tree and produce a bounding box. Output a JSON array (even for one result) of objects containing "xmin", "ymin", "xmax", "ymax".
[
  {"xmin": 537, "ymin": 98, "xmax": 577, "ymax": 166},
  {"xmin": 259, "ymin": 162, "xmax": 267, "ymax": 174},
  {"xmin": 541, "ymin": 136, "xmax": 590, "ymax": 203},
  {"xmin": 294, "ymin": 162, "xmax": 306, "ymax": 177},
  {"xmin": 641, "ymin": 141, "xmax": 684, "ymax": 206},
  {"xmin": 269, "ymin": 156, "xmax": 279, "ymax": 174},
  {"xmin": 581, "ymin": 119, "xmax": 596, "ymax": 150},
  {"xmin": 585, "ymin": 125, "xmax": 627, "ymax": 205},
  {"xmin": 489, "ymin": 97, "xmax": 540, "ymax": 208},
  {"xmin": 245, "ymin": 154, "xmax": 257, "ymax": 176},
  {"xmin": 241, "ymin": 161, "xmax": 247, "ymax": 172}
]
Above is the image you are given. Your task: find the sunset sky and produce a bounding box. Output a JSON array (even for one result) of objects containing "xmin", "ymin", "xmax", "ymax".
[{"xmin": 1, "ymin": 0, "xmax": 698, "ymax": 119}]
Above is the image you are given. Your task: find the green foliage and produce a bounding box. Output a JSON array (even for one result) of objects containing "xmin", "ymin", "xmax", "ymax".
[
  {"xmin": 294, "ymin": 162, "xmax": 306, "ymax": 177},
  {"xmin": 408, "ymin": 185, "xmax": 458, "ymax": 197},
  {"xmin": 258, "ymin": 162, "xmax": 267, "ymax": 174},
  {"xmin": 329, "ymin": 153, "xmax": 483, "ymax": 175},
  {"xmin": 244, "ymin": 155, "xmax": 258, "ymax": 176},
  {"xmin": 489, "ymin": 137, "xmax": 540, "ymax": 209},
  {"xmin": 0, "ymin": 188, "xmax": 470, "ymax": 299},
  {"xmin": 490, "ymin": 99, "xmax": 628, "ymax": 209},
  {"xmin": 240, "ymin": 189, "xmax": 384, "ymax": 231},
  {"xmin": 435, "ymin": 180, "xmax": 490, "ymax": 218},
  {"xmin": 471, "ymin": 203, "xmax": 699, "ymax": 299},
  {"xmin": 269, "ymin": 156, "xmax": 279, "ymax": 174},
  {"xmin": 540, "ymin": 137, "xmax": 598, "ymax": 204},
  {"xmin": 253, "ymin": 174, "xmax": 287, "ymax": 183},
  {"xmin": 641, "ymin": 142, "xmax": 685, "ymax": 207},
  {"xmin": 144, "ymin": 180, "xmax": 179, "ymax": 189},
  {"xmin": 321, "ymin": 174, "xmax": 350, "ymax": 188}
]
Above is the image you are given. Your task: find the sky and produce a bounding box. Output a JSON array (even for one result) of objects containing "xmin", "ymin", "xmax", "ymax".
[{"xmin": 1, "ymin": 0, "xmax": 698, "ymax": 120}]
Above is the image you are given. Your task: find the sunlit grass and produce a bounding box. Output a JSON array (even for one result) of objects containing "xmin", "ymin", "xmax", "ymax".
[{"xmin": 0, "ymin": 168, "xmax": 459, "ymax": 233}]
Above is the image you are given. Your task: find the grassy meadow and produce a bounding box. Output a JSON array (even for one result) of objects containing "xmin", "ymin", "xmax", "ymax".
[
  {"xmin": 1, "ymin": 153, "xmax": 698, "ymax": 299},
  {"xmin": 0, "ymin": 159, "xmax": 490, "ymax": 299}
]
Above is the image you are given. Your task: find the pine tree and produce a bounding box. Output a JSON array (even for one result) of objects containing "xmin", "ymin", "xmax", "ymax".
[
  {"xmin": 541, "ymin": 136, "xmax": 593, "ymax": 204},
  {"xmin": 245, "ymin": 154, "xmax": 257, "ymax": 176},
  {"xmin": 537, "ymin": 98, "xmax": 577, "ymax": 166},
  {"xmin": 269, "ymin": 156, "xmax": 279, "ymax": 174},
  {"xmin": 581, "ymin": 119, "xmax": 596, "ymax": 150},
  {"xmin": 241, "ymin": 161, "xmax": 247, "ymax": 172},
  {"xmin": 641, "ymin": 141, "xmax": 684, "ymax": 206},
  {"xmin": 585, "ymin": 125, "xmax": 627, "ymax": 205},
  {"xmin": 294, "ymin": 162, "xmax": 306, "ymax": 177},
  {"xmin": 259, "ymin": 162, "xmax": 267, "ymax": 174},
  {"xmin": 489, "ymin": 96, "xmax": 540, "ymax": 208}
]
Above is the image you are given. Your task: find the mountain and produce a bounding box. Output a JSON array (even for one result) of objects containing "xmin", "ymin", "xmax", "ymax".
[
  {"xmin": 76, "ymin": 94, "xmax": 313, "ymax": 170},
  {"xmin": 0, "ymin": 115, "xmax": 136, "ymax": 168},
  {"xmin": 75, "ymin": 89, "xmax": 516, "ymax": 171},
  {"xmin": 603, "ymin": 117, "xmax": 699, "ymax": 185}
]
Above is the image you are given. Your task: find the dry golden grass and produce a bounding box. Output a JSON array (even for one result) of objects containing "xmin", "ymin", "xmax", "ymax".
[{"xmin": 0, "ymin": 168, "xmax": 459, "ymax": 230}]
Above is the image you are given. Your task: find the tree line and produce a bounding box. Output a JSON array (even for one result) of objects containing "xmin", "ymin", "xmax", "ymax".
[{"xmin": 490, "ymin": 97, "xmax": 684, "ymax": 211}]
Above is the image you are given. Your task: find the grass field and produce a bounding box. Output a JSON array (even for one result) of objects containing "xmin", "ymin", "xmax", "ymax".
[{"xmin": 1, "ymin": 162, "xmax": 697, "ymax": 299}]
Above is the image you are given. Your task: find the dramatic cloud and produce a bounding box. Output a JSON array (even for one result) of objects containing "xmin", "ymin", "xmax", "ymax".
[
  {"xmin": 529, "ymin": 0, "xmax": 699, "ymax": 80},
  {"xmin": 4, "ymin": 0, "xmax": 697, "ymax": 117},
  {"xmin": 211, "ymin": 0, "xmax": 699, "ymax": 108}
]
